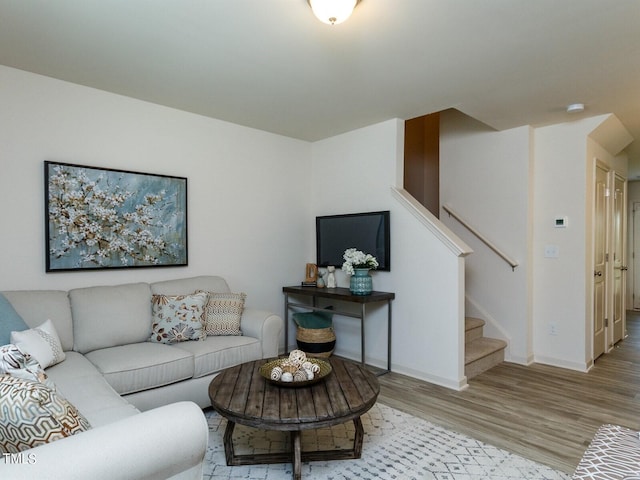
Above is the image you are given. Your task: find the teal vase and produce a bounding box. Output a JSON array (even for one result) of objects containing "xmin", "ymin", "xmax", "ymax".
[{"xmin": 350, "ymin": 268, "xmax": 373, "ymax": 295}]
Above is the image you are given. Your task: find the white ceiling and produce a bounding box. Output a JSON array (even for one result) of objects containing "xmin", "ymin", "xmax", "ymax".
[{"xmin": 1, "ymin": 1, "xmax": 639, "ymax": 170}]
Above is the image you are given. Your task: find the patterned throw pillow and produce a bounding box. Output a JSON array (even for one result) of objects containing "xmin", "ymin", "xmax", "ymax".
[
  {"xmin": 198, "ymin": 291, "xmax": 246, "ymax": 336},
  {"xmin": 10, "ymin": 319, "xmax": 66, "ymax": 369},
  {"xmin": 0, "ymin": 344, "xmax": 55, "ymax": 389},
  {"xmin": 150, "ymin": 292, "xmax": 208, "ymax": 344},
  {"xmin": 0, "ymin": 375, "xmax": 91, "ymax": 453}
]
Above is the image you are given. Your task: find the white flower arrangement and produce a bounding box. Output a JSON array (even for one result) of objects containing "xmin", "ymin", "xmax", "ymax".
[{"xmin": 341, "ymin": 248, "xmax": 379, "ymax": 275}]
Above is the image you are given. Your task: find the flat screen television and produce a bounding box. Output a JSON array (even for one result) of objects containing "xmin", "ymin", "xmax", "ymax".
[{"xmin": 316, "ymin": 210, "xmax": 390, "ymax": 271}]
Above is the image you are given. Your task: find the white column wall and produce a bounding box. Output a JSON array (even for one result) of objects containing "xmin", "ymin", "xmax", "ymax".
[
  {"xmin": 311, "ymin": 119, "xmax": 465, "ymax": 389},
  {"xmin": 532, "ymin": 116, "xmax": 610, "ymax": 370},
  {"xmin": 440, "ymin": 110, "xmax": 533, "ymax": 364}
]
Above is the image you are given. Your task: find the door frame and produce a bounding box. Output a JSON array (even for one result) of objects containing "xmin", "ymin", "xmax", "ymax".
[
  {"xmin": 592, "ymin": 160, "xmax": 609, "ymax": 360},
  {"xmin": 632, "ymin": 201, "xmax": 640, "ymax": 310},
  {"xmin": 610, "ymin": 173, "xmax": 626, "ymax": 347}
]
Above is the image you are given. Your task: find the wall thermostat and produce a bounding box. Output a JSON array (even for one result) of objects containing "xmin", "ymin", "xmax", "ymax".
[{"xmin": 554, "ymin": 216, "xmax": 568, "ymax": 228}]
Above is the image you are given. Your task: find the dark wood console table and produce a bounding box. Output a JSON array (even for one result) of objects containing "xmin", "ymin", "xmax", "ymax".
[{"xmin": 282, "ymin": 286, "xmax": 395, "ymax": 375}]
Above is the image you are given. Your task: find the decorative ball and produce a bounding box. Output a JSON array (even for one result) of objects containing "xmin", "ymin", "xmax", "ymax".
[
  {"xmin": 304, "ymin": 369, "xmax": 315, "ymax": 380},
  {"xmin": 270, "ymin": 366, "xmax": 283, "ymax": 381},
  {"xmin": 301, "ymin": 361, "xmax": 313, "ymax": 371},
  {"xmin": 281, "ymin": 360, "xmax": 298, "ymax": 374},
  {"xmin": 310, "ymin": 363, "xmax": 320, "ymax": 374},
  {"xmin": 281, "ymin": 372, "xmax": 294, "ymax": 382},
  {"xmin": 288, "ymin": 349, "xmax": 307, "ymax": 366},
  {"xmin": 293, "ymin": 370, "xmax": 307, "ymax": 382}
]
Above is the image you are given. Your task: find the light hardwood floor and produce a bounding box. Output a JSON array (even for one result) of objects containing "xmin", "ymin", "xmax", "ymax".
[{"xmin": 377, "ymin": 312, "xmax": 640, "ymax": 474}]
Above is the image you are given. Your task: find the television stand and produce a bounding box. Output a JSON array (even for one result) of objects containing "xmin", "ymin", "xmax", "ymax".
[{"xmin": 282, "ymin": 286, "xmax": 395, "ymax": 375}]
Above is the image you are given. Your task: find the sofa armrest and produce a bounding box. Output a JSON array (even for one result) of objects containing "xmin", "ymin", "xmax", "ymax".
[
  {"xmin": 0, "ymin": 401, "xmax": 208, "ymax": 480},
  {"xmin": 241, "ymin": 308, "xmax": 283, "ymax": 358}
]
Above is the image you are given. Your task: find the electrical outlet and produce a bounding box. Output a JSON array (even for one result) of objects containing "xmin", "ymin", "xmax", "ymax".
[
  {"xmin": 549, "ymin": 322, "xmax": 558, "ymax": 336},
  {"xmin": 544, "ymin": 245, "xmax": 559, "ymax": 258}
]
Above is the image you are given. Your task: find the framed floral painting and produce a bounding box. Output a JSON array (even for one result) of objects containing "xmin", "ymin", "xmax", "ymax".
[{"xmin": 45, "ymin": 161, "xmax": 188, "ymax": 272}]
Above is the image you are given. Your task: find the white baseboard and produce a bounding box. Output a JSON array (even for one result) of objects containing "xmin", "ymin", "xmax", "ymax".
[
  {"xmin": 391, "ymin": 363, "xmax": 468, "ymax": 391},
  {"xmin": 504, "ymin": 352, "xmax": 534, "ymax": 365},
  {"xmin": 533, "ymin": 355, "xmax": 591, "ymax": 372}
]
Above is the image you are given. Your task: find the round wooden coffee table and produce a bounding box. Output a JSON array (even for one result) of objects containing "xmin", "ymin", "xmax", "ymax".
[{"xmin": 209, "ymin": 356, "xmax": 379, "ymax": 480}]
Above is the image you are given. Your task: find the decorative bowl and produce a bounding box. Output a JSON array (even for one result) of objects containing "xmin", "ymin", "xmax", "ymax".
[{"xmin": 259, "ymin": 357, "xmax": 332, "ymax": 388}]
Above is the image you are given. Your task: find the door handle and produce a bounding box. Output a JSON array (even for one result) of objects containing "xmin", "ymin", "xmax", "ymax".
[
  {"xmin": 622, "ymin": 266, "xmax": 628, "ymax": 271},
  {"xmin": 594, "ymin": 271, "xmax": 602, "ymax": 277}
]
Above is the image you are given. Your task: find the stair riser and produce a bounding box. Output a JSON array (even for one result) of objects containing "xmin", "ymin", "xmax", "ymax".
[
  {"xmin": 465, "ymin": 326, "xmax": 483, "ymax": 343},
  {"xmin": 465, "ymin": 348, "xmax": 505, "ymax": 379}
]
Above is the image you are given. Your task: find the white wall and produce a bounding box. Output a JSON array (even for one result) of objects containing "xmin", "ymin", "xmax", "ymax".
[
  {"xmin": 532, "ymin": 115, "xmax": 614, "ymax": 370},
  {"xmin": 7, "ymin": 64, "xmax": 631, "ymax": 388},
  {"xmin": 0, "ymin": 66, "xmax": 310, "ymax": 328},
  {"xmin": 440, "ymin": 110, "xmax": 533, "ymax": 364},
  {"xmin": 310, "ymin": 119, "xmax": 466, "ymax": 389},
  {"xmin": 440, "ymin": 110, "xmax": 631, "ymax": 373},
  {"xmin": 1, "ymin": 66, "xmax": 468, "ymax": 389}
]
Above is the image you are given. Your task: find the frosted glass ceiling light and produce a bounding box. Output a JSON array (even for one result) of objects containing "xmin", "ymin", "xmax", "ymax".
[
  {"xmin": 566, "ymin": 103, "xmax": 585, "ymax": 113},
  {"xmin": 308, "ymin": 0, "xmax": 360, "ymax": 25}
]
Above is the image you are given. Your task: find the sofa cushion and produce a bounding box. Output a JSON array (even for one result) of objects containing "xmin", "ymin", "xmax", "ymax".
[
  {"xmin": 150, "ymin": 275, "xmax": 231, "ymax": 296},
  {"xmin": 0, "ymin": 375, "xmax": 91, "ymax": 453},
  {"xmin": 84, "ymin": 343, "xmax": 195, "ymax": 395},
  {"xmin": 70, "ymin": 283, "xmax": 152, "ymax": 354},
  {"xmin": 172, "ymin": 335, "xmax": 262, "ymax": 378},
  {"xmin": 198, "ymin": 291, "xmax": 245, "ymax": 336},
  {"xmin": 1, "ymin": 290, "xmax": 73, "ymax": 351},
  {"xmin": 45, "ymin": 351, "xmax": 139, "ymax": 427},
  {"xmin": 150, "ymin": 292, "xmax": 208, "ymax": 344},
  {"xmin": 11, "ymin": 318, "xmax": 66, "ymax": 368},
  {"xmin": 0, "ymin": 292, "xmax": 29, "ymax": 345}
]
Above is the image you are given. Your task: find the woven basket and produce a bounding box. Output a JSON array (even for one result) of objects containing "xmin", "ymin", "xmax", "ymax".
[{"xmin": 296, "ymin": 326, "xmax": 336, "ymax": 358}]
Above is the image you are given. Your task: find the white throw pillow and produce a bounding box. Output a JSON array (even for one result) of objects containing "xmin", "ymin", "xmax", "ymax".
[{"xmin": 10, "ymin": 319, "xmax": 66, "ymax": 368}]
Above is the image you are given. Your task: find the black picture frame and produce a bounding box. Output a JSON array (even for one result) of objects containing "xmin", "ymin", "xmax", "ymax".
[{"xmin": 45, "ymin": 161, "xmax": 188, "ymax": 272}]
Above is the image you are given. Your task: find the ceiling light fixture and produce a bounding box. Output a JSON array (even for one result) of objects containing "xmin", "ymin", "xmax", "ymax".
[
  {"xmin": 566, "ymin": 103, "xmax": 585, "ymax": 113},
  {"xmin": 308, "ymin": 0, "xmax": 360, "ymax": 25}
]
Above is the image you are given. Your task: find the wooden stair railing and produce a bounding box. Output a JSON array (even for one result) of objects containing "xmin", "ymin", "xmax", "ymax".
[{"xmin": 443, "ymin": 204, "xmax": 518, "ymax": 271}]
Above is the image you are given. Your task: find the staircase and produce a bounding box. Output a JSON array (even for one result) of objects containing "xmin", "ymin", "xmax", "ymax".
[{"xmin": 465, "ymin": 317, "xmax": 507, "ymax": 379}]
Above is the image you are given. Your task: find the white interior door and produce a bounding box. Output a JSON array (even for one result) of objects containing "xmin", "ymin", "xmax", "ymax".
[{"xmin": 593, "ymin": 162, "xmax": 608, "ymax": 359}]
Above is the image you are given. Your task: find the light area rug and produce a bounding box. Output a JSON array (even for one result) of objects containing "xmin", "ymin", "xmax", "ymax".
[{"xmin": 203, "ymin": 403, "xmax": 571, "ymax": 480}]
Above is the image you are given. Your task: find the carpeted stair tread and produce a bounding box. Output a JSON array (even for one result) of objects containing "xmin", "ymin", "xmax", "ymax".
[
  {"xmin": 465, "ymin": 317, "xmax": 486, "ymax": 343},
  {"xmin": 465, "ymin": 337, "xmax": 507, "ymax": 364},
  {"xmin": 465, "ymin": 317, "xmax": 485, "ymax": 331}
]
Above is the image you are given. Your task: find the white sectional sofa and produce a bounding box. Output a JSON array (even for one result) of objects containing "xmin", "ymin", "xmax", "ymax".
[{"xmin": 0, "ymin": 275, "xmax": 283, "ymax": 479}]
